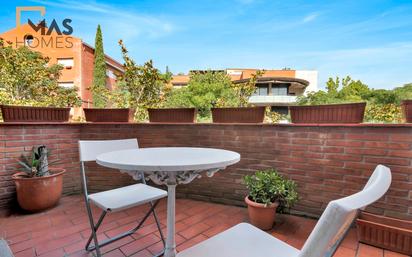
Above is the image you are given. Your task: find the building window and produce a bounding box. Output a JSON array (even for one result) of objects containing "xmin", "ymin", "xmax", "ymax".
[
  {"xmin": 271, "ymin": 106, "xmax": 289, "ymax": 115},
  {"xmin": 58, "ymin": 82, "xmax": 74, "ymax": 88},
  {"xmin": 24, "ymin": 34, "xmax": 34, "ymax": 46},
  {"xmin": 57, "ymin": 58, "xmax": 74, "ymax": 68},
  {"xmin": 272, "ymin": 83, "xmax": 289, "ymax": 96},
  {"xmin": 106, "ymin": 69, "xmax": 117, "ymax": 79},
  {"xmin": 253, "ymin": 84, "xmax": 269, "ymax": 96}
]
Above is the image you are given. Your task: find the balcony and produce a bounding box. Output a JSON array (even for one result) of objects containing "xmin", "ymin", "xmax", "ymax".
[
  {"xmin": 249, "ymin": 95, "xmax": 297, "ymax": 105},
  {"xmin": 0, "ymin": 122, "xmax": 411, "ymax": 257}
]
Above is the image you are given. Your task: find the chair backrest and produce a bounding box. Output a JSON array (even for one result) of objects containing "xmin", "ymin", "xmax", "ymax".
[
  {"xmin": 298, "ymin": 165, "xmax": 391, "ymax": 257},
  {"xmin": 78, "ymin": 139, "xmax": 138, "ymax": 162},
  {"xmin": 78, "ymin": 139, "xmax": 139, "ymax": 196}
]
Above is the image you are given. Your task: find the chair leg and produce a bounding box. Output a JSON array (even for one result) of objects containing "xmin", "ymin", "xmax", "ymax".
[
  {"xmin": 86, "ymin": 200, "xmax": 161, "ymax": 252},
  {"xmin": 150, "ymin": 201, "xmax": 166, "ymax": 257},
  {"xmin": 140, "ymin": 173, "xmax": 165, "ymax": 246},
  {"xmin": 129, "ymin": 199, "xmax": 161, "ymax": 233},
  {"xmin": 84, "ymin": 201, "xmax": 102, "ymax": 257},
  {"xmin": 85, "ymin": 211, "xmax": 106, "ymax": 251},
  {"xmin": 152, "ymin": 202, "xmax": 165, "ymax": 245}
]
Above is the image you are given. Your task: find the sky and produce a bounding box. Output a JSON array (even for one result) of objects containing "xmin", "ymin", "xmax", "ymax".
[{"xmin": 1, "ymin": 0, "xmax": 412, "ymax": 90}]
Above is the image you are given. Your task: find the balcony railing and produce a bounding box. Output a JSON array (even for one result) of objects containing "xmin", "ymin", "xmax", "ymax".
[{"xmin": 249, "ymin": 95, "xmax": 297, "ymax": 105}]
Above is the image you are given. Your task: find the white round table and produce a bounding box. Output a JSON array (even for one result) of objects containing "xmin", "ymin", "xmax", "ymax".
[{"xmin": 96, "ymin": 147, "xmax": 241, "ymax": 257}]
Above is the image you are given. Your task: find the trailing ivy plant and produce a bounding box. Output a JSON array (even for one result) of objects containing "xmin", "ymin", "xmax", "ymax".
[{"xmin": 243, "ymin": 169, "xmax": 298, "ymax": 213}]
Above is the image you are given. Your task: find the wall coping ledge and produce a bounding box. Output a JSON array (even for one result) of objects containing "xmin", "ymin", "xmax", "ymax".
[{"xmin": 0, "ymin": 122, "xmax": 411, "ymax": 127}]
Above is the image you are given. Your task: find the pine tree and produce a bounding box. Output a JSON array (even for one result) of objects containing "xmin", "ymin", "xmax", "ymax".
[{"xmin": 91, "ymin": 25, "xmax": 107, "ymax": 107}]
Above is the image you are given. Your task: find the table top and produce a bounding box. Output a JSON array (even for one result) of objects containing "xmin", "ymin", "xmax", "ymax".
[{"xmin": 96, "ymin": 147, "xmax": 241, "ymax": 172}]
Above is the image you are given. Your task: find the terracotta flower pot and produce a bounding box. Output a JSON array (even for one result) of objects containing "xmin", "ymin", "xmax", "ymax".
[
  {"xmin": 401, "ymin": 100, "xmax": 412, "ymax": 123},
  {"xmin": 84, "ymin": 108, "xmax": 133, "ymax": 122},
  {"xmin": 212, "ymin": 107, "xmax": 265, "ymax": 123},
  {"xmin": 12, "ymin": 168, "xmax": 65, "ymax": 212},
  {"xmin": 245, "ymin": 196, "xmax": 279, "ymax": 230},
  {"xmin": 148, "ymin": 108, "xmax": 197, "ymax": 123},
  {"xmin": 1, "ymin": 105, "xmax": 70, "ymax": 122},
  {"xmin": 289, "ymin": 102, "xmax": 366, "ymax": 124},
  {"xmin": 357, "ymin": 211, "xmax": 412, "ymax": 255}
]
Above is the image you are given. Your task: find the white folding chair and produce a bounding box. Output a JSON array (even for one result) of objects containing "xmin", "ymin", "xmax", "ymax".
[
  {"xmin": 177, "ymin": 165, "xmax": 392, "ymax": 257},
  {"xmin": 78, "ymin": 139, "xmax": 167, "ymax": 257}
]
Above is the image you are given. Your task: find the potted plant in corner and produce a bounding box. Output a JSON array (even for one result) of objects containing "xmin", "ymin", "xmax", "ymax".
[
  {"xmin": 212, "ymin": 70, "xmax": 266, "ymax": 123},
  {"xmin": 243, "ymin": 169, "xmax": 298, "ymax": 230},
  {"xmin": 12, "ymin": 146, "xmax": 65, "ymax": 212}
]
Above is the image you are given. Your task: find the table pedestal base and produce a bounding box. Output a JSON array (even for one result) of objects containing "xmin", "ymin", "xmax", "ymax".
[{"xmin": 164, "ymin": 184, "xmax": 177, "ymax": 257}]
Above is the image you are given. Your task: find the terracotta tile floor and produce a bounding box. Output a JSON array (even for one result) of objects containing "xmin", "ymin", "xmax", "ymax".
[{"xmin": 0, "ymin": 195, "xmax": 407, "ymax": 257}]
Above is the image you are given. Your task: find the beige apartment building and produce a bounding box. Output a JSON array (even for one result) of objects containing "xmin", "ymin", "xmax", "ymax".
[{"xmin": 171, "ymin": 68, "xmax": 318, "ymax": 114}]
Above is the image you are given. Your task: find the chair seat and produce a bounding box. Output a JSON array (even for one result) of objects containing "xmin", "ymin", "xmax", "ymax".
[
  {"xmin": 177, "ymin": 223, "xmax": 300, "ymax": 257},
  {"xmin": 88, "ymin": 184, "xmax": 167, "ymax": 212}
]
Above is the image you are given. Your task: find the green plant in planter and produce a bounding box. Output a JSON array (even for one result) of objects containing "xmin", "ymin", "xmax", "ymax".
[
  {"xmin": 17, "ymin": 146, "xmax": 58, "ymax": 177},
  {"xmin": 243, "ymin": 169, "xmax": 298, "ymax": 212}
]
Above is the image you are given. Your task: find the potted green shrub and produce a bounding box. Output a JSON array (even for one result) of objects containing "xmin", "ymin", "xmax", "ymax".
[
  {"xmin": 12, "ymin": 146, "xmax": 65, "ymax": 212},
  {"xmin": 244, "ymin": 169, "xmax": 298, "ymax": 230}
]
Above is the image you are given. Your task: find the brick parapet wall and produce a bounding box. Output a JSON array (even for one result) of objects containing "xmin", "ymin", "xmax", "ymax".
[{"xmin": 1, "ymin": 123, "xmax": 411, "ymax": 219}]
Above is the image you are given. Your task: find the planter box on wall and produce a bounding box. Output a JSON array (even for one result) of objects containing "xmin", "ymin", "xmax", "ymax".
[
  {"xmin": 1, "ymin": 105, "xmax": 70, "ymax": 122},
  {"xmin": 211, "ymin": 107, "xmax": 265, "ymax": 123},
  {"xmin": 289, "ymin": 102, "xmax": 366, "ymax": 124},
  {"xmin": 401, "ymin": 100, "xmax": 412, "ymax": 123},
  {"xmin": 357, "ymin": 212, "xmax": 412, "ymax": 255},
  {"xmin": 148, "ymin": 108, "xmax": 197, "ymax": 123},
  {"xmin": 84, "ymin": 108, "xmax": 133, "ymax": 122}
]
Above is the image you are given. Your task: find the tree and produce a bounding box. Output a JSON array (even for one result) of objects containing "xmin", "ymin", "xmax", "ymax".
[
  {"xmin": 163, "ymin": 71, "xmax": 238, "ymax": 119},
  {"xmin": 162, "ymin": 66, "xmax": 173, "ymax": 82},
  {"xmin": 0, "ymin": 39, "xmax": 81, "ymax": 107},
  {"xmin": 297, "ymin": 75, "xmax": 405, "ymax": 123},
  {"xmin": 298, "ymin": 76, "xmax": 369, "ymax": 105},
  {"xmin": 91, "ymin": 25, "xmax": 107, "ymax": 108},
  {"xmin": 393, "ymin": 83, "xmax": 412, "ymax": 102},
  {"xmin": 116, "ymin": 40, "xmax": 169, "ymax": 120}
]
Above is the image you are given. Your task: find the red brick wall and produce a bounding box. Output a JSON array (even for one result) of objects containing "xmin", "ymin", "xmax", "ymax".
[
  {"xmin": 0, "ymin": 125, "xmax": 81, "ymax": 214},
  {"xmin": 1, "ymin": 123, "xmax": 411, "ymax": 220}
]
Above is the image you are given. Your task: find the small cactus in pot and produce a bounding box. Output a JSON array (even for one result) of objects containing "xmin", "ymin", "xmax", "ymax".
[{"xmin": 17, "ymin": 145, "xmax": 52, "ymax": 177}]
